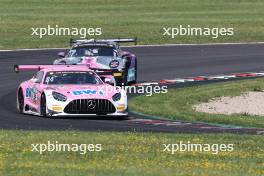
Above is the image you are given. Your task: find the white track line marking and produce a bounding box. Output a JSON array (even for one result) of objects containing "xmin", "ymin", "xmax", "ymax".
[
  {"xmin": 1, "ymin": 41, "xmax": 264, "ymax": 52},
  {"xmin": 0, "ymin": 48, "xmax": 67, "ymax": 52},
  {"xmin": 123, "ymin": 41, "xmax": 264, "ymax": 48}
]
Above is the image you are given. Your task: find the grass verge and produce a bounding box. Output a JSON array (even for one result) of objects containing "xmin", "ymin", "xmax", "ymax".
[
  {"xmin": 129, "ymin": 78, "xmax": 264, "ymax": 128},
  {"xmin": 1, "ymin": 0, "xmax": 264, "ymax": 49},
  {"xmin": 0, "ymin": 130, "xmax": 263, "ymax": 176}
]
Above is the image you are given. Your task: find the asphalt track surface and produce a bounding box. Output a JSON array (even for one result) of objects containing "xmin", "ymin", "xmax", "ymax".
[{"xmin": 1, "ymin": 44, "xmax": 264, "ymax": 134}]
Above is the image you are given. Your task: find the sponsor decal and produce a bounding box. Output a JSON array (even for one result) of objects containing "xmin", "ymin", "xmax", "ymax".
[
  {"xmin": 26, "ymin": 88, "xmax": 32, "ymax": 97},
  {"xmin": 52, "ymin": 106, "xmax": 63, "ymax": 111},
  {"xmin": 31, "ymin": 88, "xmax": 38, "ymax": 102},
  {"xmin": 72, "ymin": 89, "xmax": 97, "ymax": 95},
  {"xmin": 113, "ymin": 72, "xmax": 122, "ymax": 77},
  {"xmin": 116, "ymin": 105, "xmax": 126, "ymax": 111},
  {"xmin": 26, "ymin": 87, "xmax": 37, "ymax": 102},
  {"xmin": 98, "ymin": 90, "xmax": 104, "ymax": 96},
  {"xmin": 109, "ymin": 60, "xmax": 119, "ymax": 68}
]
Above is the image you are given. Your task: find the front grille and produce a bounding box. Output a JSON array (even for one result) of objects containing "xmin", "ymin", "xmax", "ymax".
[{"xmin": 64, "ymin": 99, "xmax": 116, "ymax": 114}]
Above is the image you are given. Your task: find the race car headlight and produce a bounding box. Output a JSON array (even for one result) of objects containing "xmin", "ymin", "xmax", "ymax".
[
  {"xmin": 112, "ymin": 92, "xmax": 121, "ymax": 102},
  {"xmin": 52, "ymin": 92, "xmax": 67, "ymax": 102}
]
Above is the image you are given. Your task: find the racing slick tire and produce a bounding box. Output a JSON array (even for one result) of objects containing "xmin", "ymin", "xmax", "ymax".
[
  {"xmin": 122, "ymin": 70, "xmax": 129, "ymax": 86},
  {"xmin": 40, "ymin": 93, "xmax": 49, "ymax": 117},
  {"xmin": 129, "ymin": 59, "xmax": 137, "ymax": 85},
  {"xmin": 17, "ymin": 88, "xmax": 24, "ymax": 114},
  {"xmin": 121, "ymin": 57, "xmax": 137, "ymax": 85}
]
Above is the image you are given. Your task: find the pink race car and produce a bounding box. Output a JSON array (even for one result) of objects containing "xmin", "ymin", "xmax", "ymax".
[{"xmin": 14, "ymin": 65, "xmax": 127, "ymax": 117}]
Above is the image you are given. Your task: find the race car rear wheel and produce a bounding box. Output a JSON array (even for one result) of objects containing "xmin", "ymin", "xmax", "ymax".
[
  {"xmin": 17, "ymin": 88, "xmax": 24, "ymax": 113},
  {"xmin": 40, "ymin": 93, "xmax": 48, "ymax": 117}
]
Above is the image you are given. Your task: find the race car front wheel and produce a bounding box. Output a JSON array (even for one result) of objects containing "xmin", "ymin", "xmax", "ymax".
[
  {"xmin": 130, "ymin": 59, "xmax": 137, "ymax": 85},
  {"xmin": 40, "ymin": 93, "xmax": 48, "ymax": 117},
  {"xmin": 17, "ymin": 88, "xmax": 24, "ymax": 113},
  {"xmin": 123, "ymin": 59, "xmax": 137, "ymax": 85}
]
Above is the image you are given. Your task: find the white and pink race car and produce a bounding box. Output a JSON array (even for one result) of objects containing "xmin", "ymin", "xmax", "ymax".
[
  {"xmin": 54, "ymin": 38, "xmax": 138, "ymax": 85},
  {"xmin": 14, "ymin": 65, "xmax": 127, "ymax": 117}
]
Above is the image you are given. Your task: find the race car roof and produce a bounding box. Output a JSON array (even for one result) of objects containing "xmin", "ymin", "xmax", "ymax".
[
  {"xmin": 72, "ymin": 42, "xmax": 117, "ymax": 48},
  {"xmin": 70, "ymin": 38, "xmax": 137, "ymax": 47}
]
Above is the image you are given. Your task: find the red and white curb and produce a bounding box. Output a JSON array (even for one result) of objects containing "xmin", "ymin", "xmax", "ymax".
[
  {"xmin": 132, "ymin": 71, "xmax": 264, "ymax": 86},
  {"xmin": 128, "ymin": 118, "xmax": 264, "ymax": 134}
]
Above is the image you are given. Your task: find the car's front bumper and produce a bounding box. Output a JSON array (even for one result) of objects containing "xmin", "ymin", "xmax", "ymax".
[
  {"xmin": 47, "ymin": 109, "xmax": 128, "ymax": 117},
  {"xmin": 46, "ymin": 97, "xmax": 128, "ymax": 117}
]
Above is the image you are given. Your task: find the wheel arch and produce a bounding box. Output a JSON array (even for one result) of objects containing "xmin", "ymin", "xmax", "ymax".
[{"xmin": 17, "ymin": 83, "xmax": 26, "ymax": 98}]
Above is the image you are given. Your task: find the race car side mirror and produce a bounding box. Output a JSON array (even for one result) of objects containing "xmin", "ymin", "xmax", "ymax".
[
  {"xmin": 104, "ymin": 77, "xmax": 116, "ymax": 86},
  {"xmin": 30, "ymin": 77, "xmax": 38, "ymax": 83},
  {"xmin": 57, "ymin": 52, "xmax": 65, "ymax": 58},
  {"xmin": 113, "ymin": 50, "xmax": 118, "ymax": 57}
]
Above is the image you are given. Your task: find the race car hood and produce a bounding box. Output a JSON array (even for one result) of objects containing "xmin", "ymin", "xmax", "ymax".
[{"xmin": 46, "ymin": 84, "xmax": 118, "ymax": 100}]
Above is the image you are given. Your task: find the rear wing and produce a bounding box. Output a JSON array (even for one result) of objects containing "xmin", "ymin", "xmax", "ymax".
[
  {"xmin": 70, "ymin": 38, "xmax": 137, "ymax": 46},
  {"xmin": 14, "ymin": 65, "xmax": 89, "ymax": 73},
  {"xmin": 14, "ymin": 65, "xmax": 43, "ymax": 73}
]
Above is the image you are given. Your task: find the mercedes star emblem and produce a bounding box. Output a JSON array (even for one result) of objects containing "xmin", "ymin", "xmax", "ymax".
[{"xmin": 87, "ymin": 100, "xmax": 96, "ymax": 109}]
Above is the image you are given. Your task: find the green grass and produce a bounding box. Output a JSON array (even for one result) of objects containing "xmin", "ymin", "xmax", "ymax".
[
  {"xmin": 1, "ymin": 0, "xmax": 264, "ymax": 49},
  {"xmin": 0, "ymin": 130, "xmax": 263, "ymax": 176},
  {"xmin": 129, "ymin": 78, "xmax": 264, "ymax": 128}
]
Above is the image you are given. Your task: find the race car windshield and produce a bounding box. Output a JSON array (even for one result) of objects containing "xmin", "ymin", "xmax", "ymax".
[
  {"xmin": 68, "ymin": 46, "xmax": 114, "ymax": 57},
  {"xmin": 44, "ymin": 71, "xmax": 102, "ymax": 85}
]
